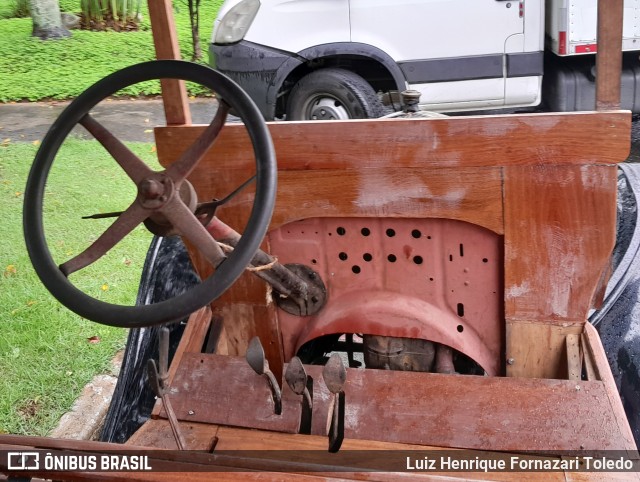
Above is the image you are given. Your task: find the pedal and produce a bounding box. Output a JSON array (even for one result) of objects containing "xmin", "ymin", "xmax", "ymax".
[
  {"xmin": 284, "ymin": 356, "xmax": 313, "ymax": 434},
  {"xmin": 322, "ymin": 353, "xmax": 347, "ymax": 453},
  {"xmin": 246, "ymin": 336, "xmax": 283, "ymax": 415}
]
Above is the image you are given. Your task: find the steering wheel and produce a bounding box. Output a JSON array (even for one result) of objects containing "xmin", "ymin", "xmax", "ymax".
[{"xmin": 23, "ymin": 60, "xmax": 277, "ymax": 328}]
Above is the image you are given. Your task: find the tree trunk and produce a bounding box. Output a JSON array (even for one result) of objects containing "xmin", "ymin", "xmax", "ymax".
[
  {"xmin": 29, "ymin": 0, "xmax": 71, "ymax": 40},
  {"xmin": 188, "ymin": 0, "xmax": 201, "ymax": 61}
]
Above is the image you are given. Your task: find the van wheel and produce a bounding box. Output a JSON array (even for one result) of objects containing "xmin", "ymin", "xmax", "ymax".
[{"xmin": 286, "ymin": 68, "xmax": 384, "ymax": 120}]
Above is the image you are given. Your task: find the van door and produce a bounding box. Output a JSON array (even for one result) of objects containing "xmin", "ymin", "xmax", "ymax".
[{"xmin": 350, "ymin": 0, "xmax": 539, "ymax": 111}]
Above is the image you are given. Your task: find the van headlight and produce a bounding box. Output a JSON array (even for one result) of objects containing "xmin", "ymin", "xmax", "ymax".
[{"xmin": 213, "ymin": 0, "xmax": 260, "ymax": 44}]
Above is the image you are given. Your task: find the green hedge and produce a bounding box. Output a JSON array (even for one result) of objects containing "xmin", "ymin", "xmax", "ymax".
[{"xmin": 0, "ymin": 0, "xmax": 223, "ymax": 102}]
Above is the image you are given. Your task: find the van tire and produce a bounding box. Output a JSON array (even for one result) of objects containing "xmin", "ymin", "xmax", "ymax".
[{"xmin": 286, "ymin": 68, "xmax": 384, "ymax": 120}]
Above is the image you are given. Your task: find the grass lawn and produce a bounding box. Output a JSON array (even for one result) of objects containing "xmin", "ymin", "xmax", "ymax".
[
  {"xmin": 0, "ymin": 0, "xmax": 222, "ymax": 436},
  {"xmin": 0, "ymin": 0, "xmax": 223, "ymax": 102},
  {"xmin": 0, "ymin": 137, "xmax": 158, "ymax": 435}
]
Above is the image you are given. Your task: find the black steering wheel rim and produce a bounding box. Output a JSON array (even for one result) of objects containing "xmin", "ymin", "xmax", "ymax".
[{"xmin": 23, "ymin": 60, "xmax": 277, "ymax": 328}]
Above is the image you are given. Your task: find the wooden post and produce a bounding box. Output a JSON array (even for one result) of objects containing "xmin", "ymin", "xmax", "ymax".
[
  {"xmin": 596, "ymin": 0, "xmax": 623, "ymax": 110},
  {"xmin": 147, "ymin": 0, "xmax": 192, "ymax": 125}
]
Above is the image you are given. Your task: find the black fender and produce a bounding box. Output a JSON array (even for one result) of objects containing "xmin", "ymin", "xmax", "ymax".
[
  {"xmin": 267, "ymin": 42, "xmax": 408, "ymax": 115},
  {"xmin": 592, "ymin": 163, "xmax": 640, "ymax": 447},
  {"xmin": 99, "ymin": 236, "xmax": 199, "ymax": 443}
]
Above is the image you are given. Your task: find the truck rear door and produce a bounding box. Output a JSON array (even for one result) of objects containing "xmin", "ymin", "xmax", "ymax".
[
  {"xmin": 547, "ymin": 0, "xmax": 640, "ymax": 56},
  {"xmin": 350, "ymin": 0, "xmax": 542, "ymax": 111}
]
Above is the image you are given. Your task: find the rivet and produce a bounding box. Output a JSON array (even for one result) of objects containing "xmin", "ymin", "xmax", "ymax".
[{"xmin": 507, "ymin": 358, "xmax": 515, "ymax": 365}]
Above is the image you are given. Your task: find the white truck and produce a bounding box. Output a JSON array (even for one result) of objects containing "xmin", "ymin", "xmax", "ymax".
[{"xmin": 209, "ymin": 0, "xmax": 640, "ymax": 120}]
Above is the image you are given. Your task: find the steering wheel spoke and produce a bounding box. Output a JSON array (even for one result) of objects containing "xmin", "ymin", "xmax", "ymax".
[
  {"xmin": 24, "ymin": 61, "xmax": 277, "ymax": 327},
  {"xmin": 160, "ymin": 196, "xmax": 226, "ymax": 268},
  {"xmin": 80, "ymin": 114, "xmax": 154, "ymax": 184},
  {"xmin": 166, "ymin": 100, "xmax": 230, "ymax": 183},
  {"xmin": 59, "ymin": 201, "xmax": 149, "ymax": 277}
]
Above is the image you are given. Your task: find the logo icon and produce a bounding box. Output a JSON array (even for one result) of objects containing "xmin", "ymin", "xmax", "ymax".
[{"xmin": 7, "ymin": 452, "xmax": 39, "ymax": 470}]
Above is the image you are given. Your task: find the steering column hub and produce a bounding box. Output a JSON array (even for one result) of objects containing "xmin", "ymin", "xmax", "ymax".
[{"xmin": 138, "ymin": 175, "xmax": 173, "ymax": 209}]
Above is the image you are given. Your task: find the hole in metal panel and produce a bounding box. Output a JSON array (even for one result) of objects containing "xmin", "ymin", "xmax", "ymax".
[
  {"xmin": 457, "ymin": 325, "xmax": 464, "ymax": 333},
  {"xmin": 387, "ymin": 254, "xmax": 397, "ymax": 263},
  {"xmin": 459, "ymin": 244, "xmax": 464, "ymax": 257},
  {"xmin": 339, "ymin": 252, "xmax": 348, "ymax": 261},
  {"xmin": 457, "ymin": 303, "xmax": 465, "ymax": 317},
  {"xmin": 352, "ymin": 265, "xmax": 361, "ymax": 274},
  {"xmin": 363, "ymin": 253, "xmax": 373, "ymax": 262},
  {"xmin": 337, "ymin": 227, "xmax": 346, "ymax": 235},
  {"xmin": 361, "ymin": 227, "xmax": 371, "ymax": 236},
  {"xmin": 386, "ymin": 228, "xmax": 396, "ymax": 237},
  {"xmin": 411, "ymin": 229, "xmax": 421, "ymax": 238},
  {"xmin": 413, "ymin": 255, "xmax": 423, "ymax": 265}
]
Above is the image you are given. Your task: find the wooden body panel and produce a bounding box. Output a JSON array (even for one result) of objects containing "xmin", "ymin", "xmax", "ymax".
[
  {"xmin": 155, "ymin": 111, "xmax": 630, "ymax": 377},
  {"xmin": 1, "ymin": 110, "xmax": 637, "ymax": 481},
  {"xmin": 3, "ymin": 3, "xmax": 639, "ymax": 481},
  {"xmin": 503, "ymin": 164, "xmax": 618, "ymax": 322}
]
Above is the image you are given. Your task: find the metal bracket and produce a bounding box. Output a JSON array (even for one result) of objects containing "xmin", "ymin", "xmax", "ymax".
[{"xmin": 146, "ymin": 326, "xmax": 187, "ymax": 450}]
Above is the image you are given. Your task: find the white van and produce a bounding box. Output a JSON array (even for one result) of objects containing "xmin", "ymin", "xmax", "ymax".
[{"xmin": 209, "ymin": 0, "xmax": 640, "ymax": 120}]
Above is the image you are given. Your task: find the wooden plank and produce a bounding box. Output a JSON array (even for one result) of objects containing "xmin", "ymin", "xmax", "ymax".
[
  {"xmin": 506, "ymin": 322, "xmax": 583, "ymax": 379},
  {"xmin": 1, "ymin": 430, "xmax": 631, "ymax": 482},
  {"xmin": 213, "ymin": 426, "xmax": 563, "ymax": 482},
  {"xmin": 127, "ymin": 418, "xmax": 218, "ymax": 451},
  {"xmin": 566, "ymin": 333, "xmax": 582, "ymax": 381},
  {"xmin": 154, "ymin": 111, "xmax": 630, "ymax": 171},
  {"xmin": 160, "ymin": 166, "xmax": 504, "ymax": 236},
  {"xmin": 582, "ymin": 322, "xmax": 638, "ymax": 451},
  {"xmin": 0, "ymin": 438, "xmax": 355, "ymax": 482},
  {"xmin": 565, "ymin": 472, "xmax": 640, "ymax": 482},
  {"xmin": 160, "ymin": 354, "xmax": 302, "ymax": 433},
  {"xmin": 160, "ymin": 353, "xmax": 631, "ymax": 452},
  {"xmin": 504, "ymin": 164, "xmax": 618, "ymax": 323},
  {"xmin": 596, "ymin": 0, "xmax": 624, "ymax": 110},
  {"xmin": 147, "ymin": 0, "xmax": 191, "ymax": 125},
  {"xmin": 581, "ymin": 333, "xmax": 599, "ymax": 381},
  {"xmin": 269, "ymin": 168, "xmax": 504, "ymax": 234},
  {"xmin": 567, "ymin": 472, "xmax": 640, "ymax": 482}
]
